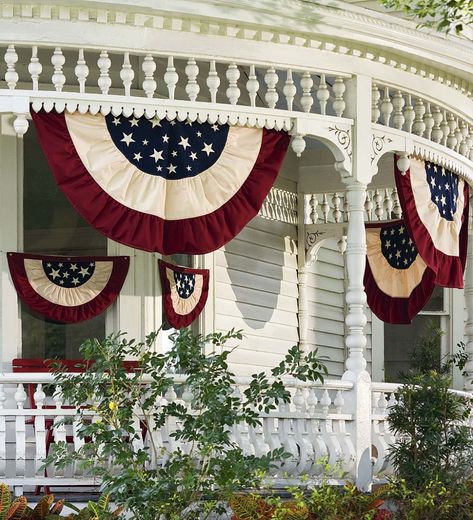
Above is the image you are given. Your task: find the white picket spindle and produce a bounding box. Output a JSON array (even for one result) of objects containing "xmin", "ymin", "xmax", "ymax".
[
  {"xmin": 300, "ymin": 72, "xmax": 314, "ymax": 113},
  {"xmin": 185, "ymin": 58, "xmax": 200, "ymax": 102},
  {"xmin": 264, "ymin": 67, "xmax": 278, "ymax": 109},
  {"xmin": 283, "ymin": 69, "xmax": 296, "ymax": 111},
  {"xmin": 226, "ymin": 62, "xmax": 240, "ymax": 105},
  {"xmin": 120, "ymin": 52, "xmax": 134, "ymax": 96},
  {"xmin": 164, "ymin": 56, "xmax": 179, "ymax": 100},
  {"xmin": 316, "ymin": 74, "xmax": 329, "ymax": 115},
  {"xmin": 28, "ymin": 46, "xmax": 42, "ymax": 91},
  {"xmin": 4, "ymin": 45, "xmax": 18, "ymax": 89},
  {"xmin": 142, "ymin": 54, "xmax": 157, "ymax": 98},
  {"xmin": 51, "ymin": 47, "xmax": 66, "ymax": 92},
  {"xmin": 75, "ymin": 49, "xmax": 89, "ymax": 93},
  {"xmin": 206, "ymin": 60, "xmax": 220, "ymax": 104}
]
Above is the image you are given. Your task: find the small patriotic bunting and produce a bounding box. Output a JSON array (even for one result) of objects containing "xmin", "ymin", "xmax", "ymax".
[
  {"xmin": 159, "ymin": 260, "xmax": 209, "ymax": 329},
  {"xmin": 395, "ymin": 157, "xmax": 469, "ymax": 288},
  {"xmin": 364, "ymin": 220, "xmax": 436, "ymax": 324},
  {"xmin": 31, "ymin": 110, "xmax": 289, "ymax": 255},
  {"xmin": 7, "ymin": 253, "xmax": 129, "ymax": 323}
]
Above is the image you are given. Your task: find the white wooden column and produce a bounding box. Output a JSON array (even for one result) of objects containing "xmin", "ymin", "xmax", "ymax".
[
  {"xmin": 0, "ymin": 115, "xmax": 21, "ymax": 370},
  {"xmin": 464, "ymin": 196, "xmax": 473, "ymax": 391},
  {"xmin": 341, "ymin": 74, "xmax": 373, "ymax": 491}
]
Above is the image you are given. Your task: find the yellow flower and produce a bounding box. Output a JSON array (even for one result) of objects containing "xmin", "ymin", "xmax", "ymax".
[{"xmin": 108, "ymin": 401, "xmax": 118, "ymax": 411}]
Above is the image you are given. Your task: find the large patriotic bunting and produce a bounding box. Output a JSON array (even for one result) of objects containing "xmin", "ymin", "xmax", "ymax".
[
  {"xmin": 364, "ymin": 220, "xmax": 436, "ymax": 324},
  {"xmin": 159, "ymin": 260, "xmax": 209, "ymax": 329},
  {"xmin": 7, "ymin": 253, "xmax": 129, "ymax": 323},
  {"xmin": 31, "ymin": 110, "xmax": 290, "ymax": 255},
  {"xmin": 395, "ymin": 157, "xmax": 469, "ymax": 288}
]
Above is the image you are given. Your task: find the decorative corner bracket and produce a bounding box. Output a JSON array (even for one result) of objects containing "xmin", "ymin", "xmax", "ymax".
[{"xmin": 305, "ymin": 223, "xmax": 347, "ymax": 266}]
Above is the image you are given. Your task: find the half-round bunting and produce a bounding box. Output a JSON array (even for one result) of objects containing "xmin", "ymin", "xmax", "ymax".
[
  {"xmin": 159, "ymin": 260, "xmax": 209, "ymax": 329},
  {"xmin": 31, "ymin": 110, "xmax": 290, "ymax": 255},
  {"xmin": 7, "ymin": 253, "xmax": 129, "ymax": 323},
  {"xmin": 395, "ymin": 157, "xmax": 469, "ymax": 288},
  {"xmin": 364, "ymin": 221, "xmax": 436, "ymax": 324}
]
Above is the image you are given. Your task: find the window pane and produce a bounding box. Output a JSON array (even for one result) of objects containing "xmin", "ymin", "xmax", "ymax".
[
  {"xmin": 422, "ymin": 285, "xmax": 444, "ymax": 312},
  {"xmin": 22, "ymin": 123, "xmax": 107, "ymax": 359},
  {"xmin": 384, "ymin": 315, "xmax": 441, "ymax": 382}
]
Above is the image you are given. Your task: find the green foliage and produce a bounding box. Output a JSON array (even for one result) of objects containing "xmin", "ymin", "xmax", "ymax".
[
  {"xmin": 378, "ymin": 0, "xmax": 473, "ymax": 34},
  {"xmin": 45, "ymin": 329, "xmax": 328, "ymax": 520},
  {"xmin": 387, "ymin": 369, "xmax": 473, "ymax": 489},
  {"xmin": 304, "ymin": 483, "xmax": 386, "ymax": 520},
  {"xmin": 408, "ymin": 324, "xmax": 443, "ymax": 375},
  {"xmin": 0, "ymin": 486, "xmax": 119, "ymax": 520}
]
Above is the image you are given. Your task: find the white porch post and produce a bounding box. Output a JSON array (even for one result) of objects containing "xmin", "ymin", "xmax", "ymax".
[
  {"xmin": 464, "ymin": 196, "xmax": 473, "ymax": 391},
  {"xmin": 342, "ymin": 74, "xmax": 373, "ymax": 491}
]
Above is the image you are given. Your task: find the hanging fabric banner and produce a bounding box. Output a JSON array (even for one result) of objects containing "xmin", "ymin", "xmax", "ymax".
[
  {"xmin": 395, "ymin": 157, "xmax": 469, "ymax": 288},
  {"xmin": 31, "ymin": 110, "xmax": 290, "ymax": 255},
  {"xmin": 364, "ymin": 220, "xmax": 436, "ymax": 324},
  {"xmin": 159, "ymin": 259, "xmax": 209, "ymax": 329},
  {"xmin": 7, "ymin": 253, "xmax": 129, "ymax": 323}
]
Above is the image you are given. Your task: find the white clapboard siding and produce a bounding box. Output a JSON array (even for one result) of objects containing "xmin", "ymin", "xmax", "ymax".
[
  {"xmin": 216, "ymin": 215, "xmax": 299, "ymax": 375},
  {"xmin": 306, "ymin": 240, "xmax": 372, "ymax": 377}
]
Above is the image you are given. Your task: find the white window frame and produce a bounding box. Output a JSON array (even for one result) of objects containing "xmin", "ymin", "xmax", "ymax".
[{"xmin": 371, "ymin": 287, "xmax": 465, "ymax": 389}]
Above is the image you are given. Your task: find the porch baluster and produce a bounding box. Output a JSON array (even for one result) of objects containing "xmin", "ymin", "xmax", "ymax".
[
  {"xmin": 0, "ymin": 385, "xmax": 6, "ymax": 478},
  {"xmin": 383, "ymin": 188, "xmax": 393, "ymax": 219},
  {"xmin": 431, "ymin": 106, "xmax": 443, "ymax": 143},
  {"xmin": 142, "ymin": 55, "xmax": 157, "ymax": 99},
  {"xmin": 226, "ymin": 63, "xmax": 240, "ymax": 105},
  {"xmin": 51, "ymin": 48, "xmax": 66, "ymax": 92},
  {"xmin": 120, "ymin": 52, "xmax": 134, "ymax": 96},
  {"xmin": 316, "ymin": 74, "xmax": 329, "ymax": 115},
  {"xmin": 28, "ymin": 46, "xmax": 42, "ymax": 91},
  {"xmin": 403, "ymin": 95, "xmax": 415, "ymax": 133},
  {"xmin": 4, "ymin": 45, "xmax": 18, "ymax": 90},
  {"xmin": 164, "ymin": 57, "xmax": 179, "ymax": 100},
  {"xmin": 412, "ymin": 97, "xmax": 426, "ymax": 137},
  {"xmin": 206, "ymin": 60, "xmax": 220, "ymax": 104},
  {"xmin": 440, "ymin": 111, "xmax": 450, "ymax": 146},
  {"xmin": 97, "ymin": 50, "xmax": 112, "ymax": 95},
  {"xmin": 424, "ymin": 103, "xmax": 434, "ymax": 140},
  {"xmin": 284, "ymin": 69, "xmax": 296, "ymax": 111},
  {"xmin": 332, "ymin": 76, "xmax": 346, "ymax": 117},
  {"xmin": 185, "ymin": 58, "xmax": 200, "ymax": 102},
  {"xmin": 246, "ymin": 64, "xmax": 259, "ymax": 107},
  {"xmin": 300, "ymin": 72, "xmax": 314, "ymax": 113},
  {"xmin": 264, "ymin": 67, "xmax": 278, "ymax": 109},
  {"xmin": 371, "ymin": 83, "xmax": 380, "ymax": 123},
  {"xmin": 14, "ymin": 384, "xmax": 27, "ymax": 479},
  {"xmin": 33, "ymin": 384, "xmax": 47, "ymax": 477},
  {"xmin": 75, "ymin": 49, "xmax": 89, "ymax": 93}
]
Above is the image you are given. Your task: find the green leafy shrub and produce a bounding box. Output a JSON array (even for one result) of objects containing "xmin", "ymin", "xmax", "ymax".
[
  {"xmin": 387, "ymin": 368, "xmax": 473, "ymax": 489},
  {"xmin": 45, "ymin": 329, "xmax": 328, "ymax": 520}
]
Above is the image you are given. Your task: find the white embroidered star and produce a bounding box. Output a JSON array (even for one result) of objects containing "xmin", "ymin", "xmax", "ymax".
[
  {"xmin": 385, "ymin": 240, "xmax": 391, "ymax": 248},
  {"xmin": 49, "ymin": 268, "xmax": 61, "ymax": 280},
  {"xmin": 150, "ymin": 149, "xmax": 164, "ymax": 162},
  {"xmin": 399, "ymin": 226, "xmax": 405, "ymax": 234},
  {"xmin": 90, "ymin": 262, "xmax": 95, "ymax": 267},
  {"xmin": 186, "ymin": 165, "xmax": 192, "ymax": 171},
  {"xmin": 130, "ymin": 118, "xmax": 140, "ymax": 127},
  {"xmin": 72, "ymin": 277, "xmax": 80, "ymax": 286},
  {"xmin": 202, "ymin": 143, "xmax": 215, "ymax": 156},
  {"xmin": 445, "ymin": 184, "xmax": 450, "ymax": 190},
  {"xmin": 157, "ymin": 166, "xmax": 163, "ymax": 171},
  {"xmin": 70, "ymin": 263, "xmax": 78, "ymax": 272},
  {"xmin": 150, "ymin": 117, "xmax": 161, "ymax": 128},
  {"xmin": 171, "ymin": 150, "xmax": 178, "ymax": 157},
  {"xmin": 395, "ymin": 250, "xmax": 401, "ymax": 259},
  {"xmin": 189, "ymin": 152, "xmax": 198, "ymax": 161},
  {"xmin": 167, "ymin": 164, "xmax": 177, "ymax": 174},
  {"xmin": 433, "ymin": 164, "xmax": 438, "ymax": 172},
  {"xmin": 142, "ymin": 139, "xmax": 149, "ymax": 146},
  {"xmin": 63, "ymin": 271, "xmax": 70, "ymax": 279},
  {"xmin": 79, "ymin": 266, "xmax": 90, "ymax": 277},
  {"xmin": 430, "ymin": 177, "xmax": 436, "ymax": 188},
  {"xmin": 211, "ymin": 124, "xmax": 219, "ymax": 132},
  {"xmin": 440, "ymin": 195, "xmax": 446, "ymax": 206},
  {"xmin": 178, "ymin": 137, "xmax": 191, "ymax": 150},
  {"xmin": 46, "ymin": 263, "xmax": 51, "ymax": 267},
  {"xmin": 170, "ymin": 120, "xmax": 176, "ymax": 126},
  {"xmin": 112, "ymin": 117, "xmax": 121, "ymax": 126},
  {"xmin": 60, "ymin": 280, "xmax": 64, "ymax": 285},
  {"xmin": 197, "ymin": 131, "xmax": 202, "ymax": 137},
  {"xmin": 121, "ymin": 133, "xmax": 135, "ymax": 146},
  {"xmin": 134, "ymin": 152, "xmax": 142, "ymax": 162},
  {"xmin": 58, "ymin": 263, "xmax": 63, "ymax": 267},
  {"xmin": 162, "ymin": 134, "xmax": 169, "ymax": 143},
  {"xmin": 176, "ymin": 280, "xmax": 181, "ymax": 289}
]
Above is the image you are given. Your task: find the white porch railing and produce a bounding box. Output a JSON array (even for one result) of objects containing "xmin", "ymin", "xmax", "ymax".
[
  {"xmin": 304, "ymin": 187, "xmax": 403, "ymax": 225},
  {"xmin": 0, "ymin": 373, "xmax": 354, "ymax": 494},
  {"xmin": 1, "ymin": 44, "xmax": 350, "ymax": 118}
]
